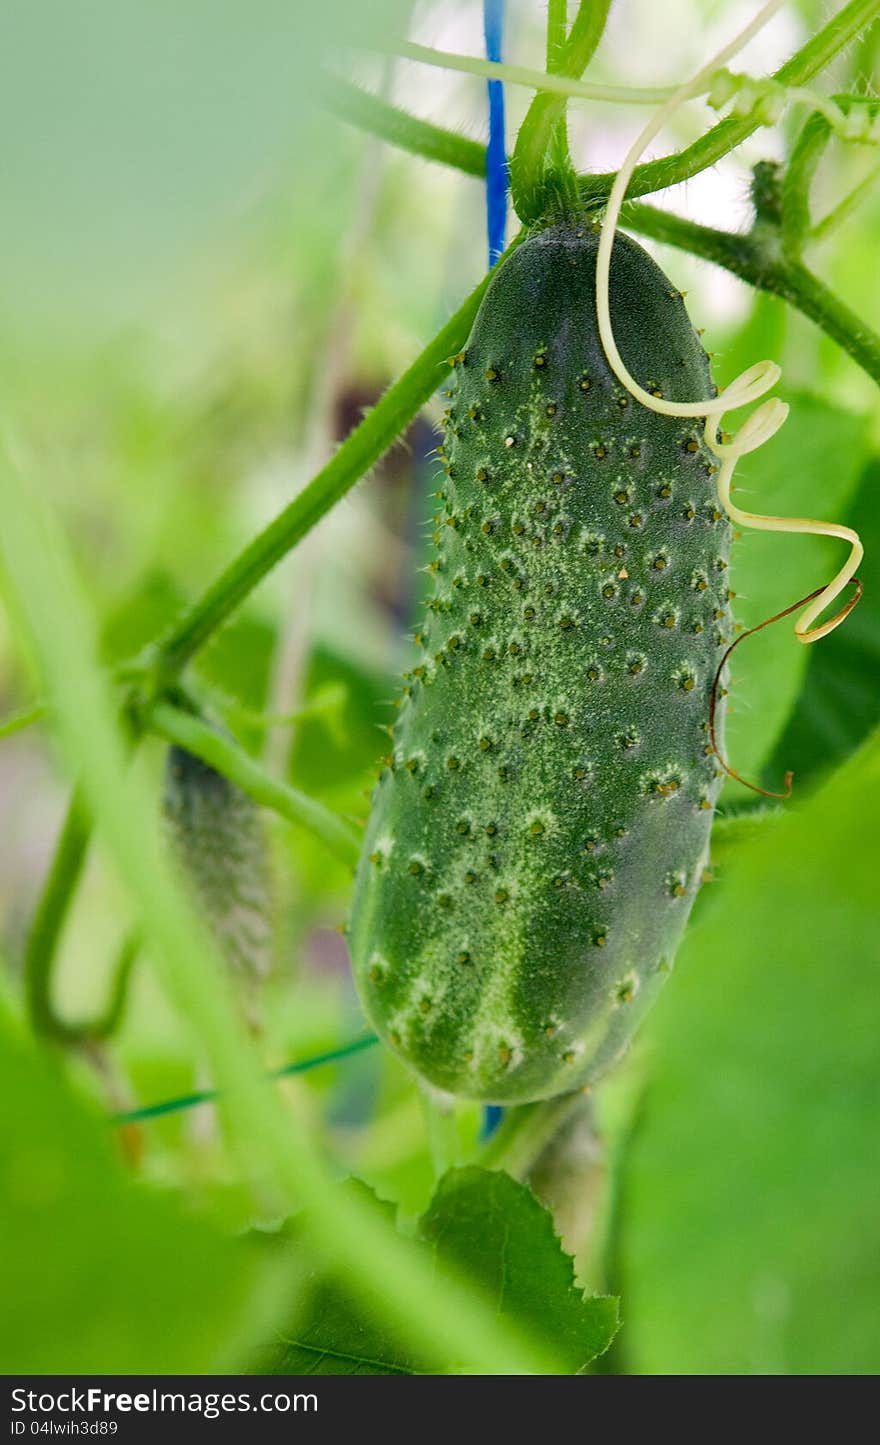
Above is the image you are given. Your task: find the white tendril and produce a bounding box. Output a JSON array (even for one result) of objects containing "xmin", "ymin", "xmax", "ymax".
[{"xmin": 596, "ymin": 0, "xmax": 863, "ymax": 644}]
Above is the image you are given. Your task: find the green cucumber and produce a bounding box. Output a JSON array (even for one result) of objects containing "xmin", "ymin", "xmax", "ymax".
[
  {"xmin": 349, "ymin": 222, "xmax": 731, "ymax": 1103},
  {"xmin": 163, "ymin": 742, "xmax": 273, "ymax": 998}
]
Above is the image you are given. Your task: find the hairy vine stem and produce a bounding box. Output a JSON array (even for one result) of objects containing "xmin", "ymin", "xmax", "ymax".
[
  {"xmin": 322, "ymin": 77, "xmax": 880, "ymax": 387},
  {"xmin": 370, "ymin": 0, "xmax": 880, "ymax": 206},
  {"xmin": 542, "ymin": 0, "xmax": 575, "ymax": 192},
  {"xmin": 622, "ymin": 201, "xmax": 880, "ymax": 386},
  {"xmin": 320, "ymin": 72, "xmax": 488, "ymax": 176},
  {"xmin": 510, "ymin": 0, "xmax": 612, "ymax": 219},
  {"xmin": 579, "ymin": 0, "xmax": 880, "ymax": 203}
]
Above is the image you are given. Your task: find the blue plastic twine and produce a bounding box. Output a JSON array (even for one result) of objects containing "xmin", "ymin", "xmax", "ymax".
[
  {"xmin": 483, "ymin": 0, "xmax": 508, "ymax": 267},
  {"xmin": 481, "ymin": 1104, "xmax": 505, "ymax": 1140}
]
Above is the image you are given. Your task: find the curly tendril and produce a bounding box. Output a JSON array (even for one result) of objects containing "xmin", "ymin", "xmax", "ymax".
[
  {"xmin": 708, "ymin": 578, "xmax": 862, "ymax": 798},
  {"xmin": 596, "ymin": 0, "xmax": 864, "ymax": 647}
]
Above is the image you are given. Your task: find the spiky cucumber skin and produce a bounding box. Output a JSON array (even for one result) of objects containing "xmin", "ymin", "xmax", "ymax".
[
  {"xmin": 350, "ymin": 223, "xmax": 731, "ymax": 1103},
  {"xmin": 163, "ymin": 745, "xmax": 272, "ymax": 988}
]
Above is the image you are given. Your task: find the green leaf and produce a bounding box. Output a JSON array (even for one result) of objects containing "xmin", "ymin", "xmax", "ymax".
[
  {"xmin": 614, "ymin": 726, "xmax": 880, "ymax": 1375},
  {"xmin": 0, "ymin": 1001, "xmax": 278, "ymax": 1373},
  {"xmin": 705, "ymin": 807, "xmax": 783, "ymax": 875},
  {"xmin": 100, "ymin": 569, "xmax": 185, "ymax": 665},
  {"xmin": 289, "ymin": 643, "xmax": 394, "ymax": 795},
  {"xmin": 724, "ymin": 392, "xmax": 867, "ymax": 803},
  {"xmin": 421, "ymin": 1167, "xmax": 618, "ymax": 1375},
  {"xmin": 765, "ymin": 456, "xmax": 880, "ymax": 789},
  {"xmin": 261, "ymin": 1170, "xmax": 618, "ymax": 1376},
  {"xmin": 193, "ymin": 612, "xmax": 278, "ymax": 756},
  {"xmin": 257, "ymin": 1183, "xmax": 418, "ymax": 1376}
]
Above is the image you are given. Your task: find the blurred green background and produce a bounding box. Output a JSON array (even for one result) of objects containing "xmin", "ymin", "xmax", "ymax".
[{"xmin": 0, "ymin": 0, "xmax": 878, "ymax": 1375}]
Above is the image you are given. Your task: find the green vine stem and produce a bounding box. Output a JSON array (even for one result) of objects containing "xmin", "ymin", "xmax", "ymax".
[
  {"xmin": 511, "ymin": 0, "xmax": 612, "ymax": 220},
  {"xmin": 319, "ymin": 71, "xmax": 487, "ymax": 177},
  {"xmin": 578, "ymin": 0, "xmax": 880, "ymax": 203},
  {"xmin": 149, "ymin": 700, "xmax": 362, "ymax": 867},
  {"xmin": 418, "ymin": 1085, "xmax": 462, "ymax": 1180},
  {"xmin": 147, "ymin": 247, "xmax": 520, "ymax": 686},
  {"xmin": 480, "ymin": 1092, "xmax": 586, "ymax": 1180},
  {"xmin": 543, "ymin": 0, "xmax": 572, "ymax": 183},
  {"xmin": 372, "ymin": 1, "xmax": 879, "ymax": 207},
  {"xmin": 325, "ymin": 0, "xmax": 878, "ymax": 210},
  {"xmin": 0, "ymin": 700, "xmax": 46, "ymax": 739},
  {"xmin": 323, "ymin": 85, "xmax": 880, "ymax": 387},
  {"xmin": 546, "ymin": 0, "xmax": 569, "ymax": 74},
  {"xmin": 24, "ymin": 793, "xmax": 139, "ymax": 1046},
  {"xmin": 526, "ymin": 1091, "xmax": 604, "ymax": 1260},
  {"xmin": 24, "ymin": 790, "xmax": 92, "ymax": 1042},
  {"xmin": 88, "ymin": 931, "xmax": 140, "ymax": 1040},
  {"xmin": 781, "ymin": 97, "xmax": 879, "ymax": 256},
  {"xmin": 23, "ymin": 693, "xmax": 146, "ymax": 1047},
  {"xmin": 781, "ymin": 111, "xmax": 831, "ymax": 251},
  {"xmin": 623, "ymin": 199, "xmax": 880, "ymax": 386}
]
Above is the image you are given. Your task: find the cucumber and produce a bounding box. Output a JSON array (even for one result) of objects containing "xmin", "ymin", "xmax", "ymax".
[
  {"xmin": 349, "ymin": 223, "xmax": 731, "ymax": 1103},
  {"xmin": 163, "ymin": 742, "xmax": 273, "ymax": 1001}
]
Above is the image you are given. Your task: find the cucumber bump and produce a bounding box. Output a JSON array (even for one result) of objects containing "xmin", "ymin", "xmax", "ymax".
[{"xmin": 349, "ymin": 223, "xmax": 731, "ymax": 1103}]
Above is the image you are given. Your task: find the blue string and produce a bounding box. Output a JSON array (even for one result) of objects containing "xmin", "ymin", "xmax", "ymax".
[
  {"xmin": 111, "ymin": 1032, "xmax": 378, "ymax": 1125},
  {"xmin": 481, "ymin": 1104, "xmax": 505, "ymax": 1140},
  {"xmin": 483, "ymin": 0, "xmax": 508, "ymax": 267}
]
